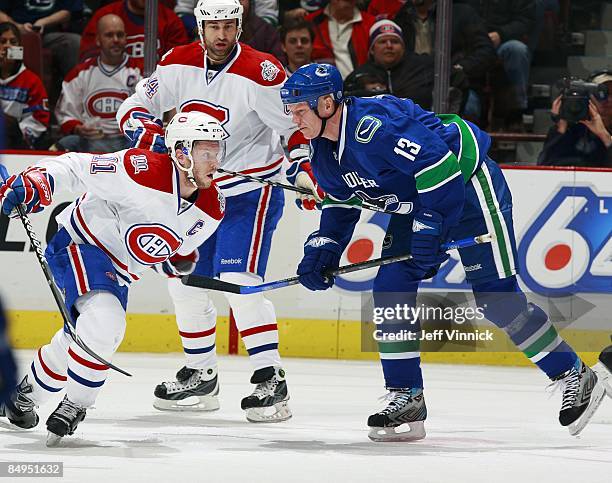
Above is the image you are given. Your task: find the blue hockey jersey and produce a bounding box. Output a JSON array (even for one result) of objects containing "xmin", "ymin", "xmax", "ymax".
[{"xmin": 310, "ymin": 95, "xmax": 492, "ymax": 248}]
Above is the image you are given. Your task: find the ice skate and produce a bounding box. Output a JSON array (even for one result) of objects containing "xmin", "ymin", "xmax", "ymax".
[
  {"xmin": 592, "ymin": 345, "xmax": 612, "ymax": 398},
  {"xmin": 241, "ymin": 366, "xmax": 291, "ymax": 423},
  {"xmin": 153, "ymin": 366, "xmax": 219, "ymax": 411},
  {"xmin": 367, "ymin": 388, "xmax": 427, "ymax": 442},
  {"xmin": 46, "ymin": 396, "xmax": 87, "ymax": 447},
  {"xmin": 0, "ymin": 376, "xmax": 39, "ymax": 429},
  {"xmin": 550, "ymin": 359, "xmax": 605, "ymax": 436}
]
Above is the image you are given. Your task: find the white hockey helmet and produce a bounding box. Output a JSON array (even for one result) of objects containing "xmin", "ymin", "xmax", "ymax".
[
  {"xmin": 165, "ymin": 111, "xmax": 228, "ymax": 186},
  {"xmin": 194, "ymin": 0, "xmax": 244, "ymax": 44}
]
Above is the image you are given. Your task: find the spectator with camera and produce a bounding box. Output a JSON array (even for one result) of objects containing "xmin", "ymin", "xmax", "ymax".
[
  {"xmin": 281, "ymin": 17, "xmax": 315, "ymax": 75},
  {"xmin": 0, "ymin": 0, "xmax": 82, "ymax": 80},
  {"xmin": 538, "ymin": 73, "xmax": 612, "ymax": 168},
  {"xmin": 0, "ymin": 22, "xmax": 50, "ymax": 150},
  {"xmin": 54, "ymin": 14, "xmax": 142, "ymax": 153},
  {"xmin": 80, "ymin": 0, "xmax": 188, "ymax": 66}
]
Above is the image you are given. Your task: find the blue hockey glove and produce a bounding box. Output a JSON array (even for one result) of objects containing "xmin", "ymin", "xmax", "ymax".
[
  {"xmin": 124, "ymin": 117, "xmax": 166, "ymax": 153},
  {"xmin": 0, "ymin": 167, "xmax": 54, "ymax": 217},
  {"xmin": 297, "ymin": 231, "xmax": 342, "ymax": 291},
  {"xmin": 410, "ymin": 208, "xmax": 449, "ymax": 273}
]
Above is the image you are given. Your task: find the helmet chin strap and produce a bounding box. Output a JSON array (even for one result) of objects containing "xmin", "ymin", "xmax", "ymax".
[
  {"xmin": 314, "ymin": 102, "xmax": 340, "ymax": 139},
  {"xmin": 174, "ymin": 147, "xmax": 198, "ymax": 187}
]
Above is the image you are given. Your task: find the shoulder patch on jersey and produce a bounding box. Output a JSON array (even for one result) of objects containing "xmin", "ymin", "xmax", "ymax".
[
  {"xmin": 158, "ymin": 42, "xmax": 204, "ymax": 68},
  {"xmin": 195, "ymin": 183, "xmax": 225, "ymax": 221},
  {"xmin": 123, "ymin": 149, "xmax": 174, "ymax": 194},
  {"xmin": 354, "ymin": 115, "xmax": 382, "ymax": 144},
  {"xmin": 227, "ymin": 44, "xmax": 286, "ymax": 86},
  {"xmin": 260, "ymin": 59, "xmax": 280, "ymax": 82}
]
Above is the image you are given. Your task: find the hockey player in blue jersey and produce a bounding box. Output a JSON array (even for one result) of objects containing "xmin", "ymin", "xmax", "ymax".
[{"xmin": 280, "ymin": 63, "xmax": 611, "ymax": 442}]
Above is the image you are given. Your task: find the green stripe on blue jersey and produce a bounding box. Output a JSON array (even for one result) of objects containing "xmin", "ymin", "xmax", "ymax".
[
  {"xmin": 321, "ymin": 195, "xmax": 362, "ymax": 209},
  {"xmin": 437, "ymin": 114, "xmax": 480, "ymax": 182},
  {"xmin": 414, "ymin": 151, "xmax": 461, "ymax": 193}
]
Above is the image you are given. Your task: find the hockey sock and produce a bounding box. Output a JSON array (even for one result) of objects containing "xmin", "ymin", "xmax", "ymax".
[
  {"xmin": 222, "ymin": 272, "xmax": 281, "ymax": 370},
  {"xmin": 473, "ymin": 277, "xmax": 578, "ymax": 379},
  {"xmin": 66, "ymin": 291, "xmax": 126, "ymax": 407},
  {"xmin": 373, "ymin": 263, "xmax": 423, "ymax": 389},
  {"xmin": 168, "ymin": 278, "xmax": 218, "ymax": 369},
  {"xmin": 27, "ymin": 328, "xmax": 71, "ymax": 405}
]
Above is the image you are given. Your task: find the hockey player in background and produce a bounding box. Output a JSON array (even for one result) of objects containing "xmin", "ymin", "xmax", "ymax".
[
  {"xmin": 0, "ymin": 112, "xmax": 227, "ymax": 445},
  {"xmin": 281, "ymin": 63, "xmax": 612, "ymax": 442},
  {"xmin": 116, "ymin": 0, "xmax": 319, "ymax": 423}
]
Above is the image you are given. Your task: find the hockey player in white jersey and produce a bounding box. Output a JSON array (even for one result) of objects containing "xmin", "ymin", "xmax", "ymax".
[
  {"xmin": 0, "ymin": 112, "xmax": 227, "ymax": 445},
  {"xmin": 116, "ymin": 0, "xmax": 319, "ymax": 422}
]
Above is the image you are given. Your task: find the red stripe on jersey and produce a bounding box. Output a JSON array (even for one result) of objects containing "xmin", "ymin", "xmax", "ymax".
[
  {"xmin": 38, "ymin": 349, "xmax": 67, "ymax": 381},
  {"xmin": 123, "ymin": 149, "xmax": 174, "ymax": 194},
  {"xmin": 240, "ymin": 324, "xmax": 278, "ymax": 338},
  {"xmin": 68, "ymin": 244, "xmax": 88, "ymax": 295},
  {"xmin": 179, "ymin": 327, "xmax": 216, "ymax": 338},
  {"xmin": 68, "ymin": 348, "xmax": 109, "ymax": 371},
  {"xmin": 248, "ymin": 186, "xmax": 271, "ymax": 273},
  {"xmin": 194, "ymin": 182, "xmax": 225, "ymax": 221}
]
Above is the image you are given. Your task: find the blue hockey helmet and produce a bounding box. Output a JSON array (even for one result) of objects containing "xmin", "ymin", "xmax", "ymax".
[{"xmin": 280, "ymin": 63, "xmax": 344, "ymax": 110}]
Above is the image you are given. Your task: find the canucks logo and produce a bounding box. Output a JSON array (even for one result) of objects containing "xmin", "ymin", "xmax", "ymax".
[{"xmin": 355, "ymin": 116, "xmax": 382, "ymax": 144}]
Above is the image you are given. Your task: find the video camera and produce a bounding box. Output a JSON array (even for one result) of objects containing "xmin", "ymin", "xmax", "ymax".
[{"xmin": 557, "ymin": 77, "xmax": 608, "ymax": 123}]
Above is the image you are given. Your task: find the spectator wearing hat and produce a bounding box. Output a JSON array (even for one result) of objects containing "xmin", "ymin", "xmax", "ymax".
[
  {"xmin": 348, "ymin": 19, "xmax": 434, "ymax": 108},
  {"xmin": 55, "ymin": 14, "xmax": 142, "ymax": 153},
  {"xmin": 306, "ymin": 0, "xmax": 375, "ymax": 79},
  {"xmin": 280, "ymin": 17, "xmax": 315, "ymax": 75},
  {"xmin": 538, "ymin": 71, "xmax": 612, "ymax": 168},
  {"xmin": 0, "ymin": 22, "xmax": 49, "ymax": 149}
]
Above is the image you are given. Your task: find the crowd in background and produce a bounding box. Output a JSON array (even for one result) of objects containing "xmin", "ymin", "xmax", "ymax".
[{"xmin": 0, "ymin": 0, "xmax": 611, "ymax": 167}]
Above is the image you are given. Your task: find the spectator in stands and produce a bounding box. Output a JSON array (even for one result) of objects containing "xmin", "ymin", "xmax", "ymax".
[
  {"xmin": 538, "ymin": 72, "xmax": 612, "ymax": 168},
  {"xmin": 280, "ymin": 17, "xmax": 314, "ymax": 75},
  {"xmin": 0, "ymin": 23, "xmax": 49, "ymax": 149},
  {"xmin": 176, "ymin": 0, "xmax": 280, "ymax": 41},
  {"xmin": 55, "ymin": 14, "xmax": 142, "ymax": 153},
  {"xmin": 459, "ymin": 0, "xmax": 536, "ymax": 129},
  {"xmin": 393, "ymin": 0, "xmax": 496, "ymax": 121},
  {"xmin": 306, "ymin": 0, "xmax": 375, "ymax": 79},
  {"xmin": 80, "ymin": 0, "xmax": 188, "ymax": 66},
  {"xmin": 0, "ymin": 0, "xmax": 82, "ymax": 79},
  {"xmin": 349, "ymin": 19, "xmax": 434, "ymax": 108},
  {"xmin": 344, "ymin": 64, "xmax": 388, "ymax": 96},
  {"xmin": 367, "ymin": 0, "xmax": 405, "ymax": 19},
  {"xmin": 239, "ymin": 0, "xmax": 285, "ymax": 62}
]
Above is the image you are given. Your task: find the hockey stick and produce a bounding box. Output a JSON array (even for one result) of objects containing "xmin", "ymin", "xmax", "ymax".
[
  {"xmin": 182, "ymin": 233, "xmax": 493, "ymax": 294},
  {"xmin": 216, "ymin": 168, "xmax": 395, "ymax": 214},
  {"xmin": 0, "ymin": 164, "xmax": 132, "ymax": 377}
]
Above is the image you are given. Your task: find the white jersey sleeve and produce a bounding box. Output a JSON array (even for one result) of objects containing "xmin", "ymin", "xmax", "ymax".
[{"xmin": 35, "ymin": 151, "xmax": 140, "ymax": 204}]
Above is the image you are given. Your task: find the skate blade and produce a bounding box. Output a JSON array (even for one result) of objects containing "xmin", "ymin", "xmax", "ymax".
[
  {"xmin": 245, "ymin": 400, "xmax": 292, "ymax": 423},
  {"xmin": 153, "ymin": 395, "xmax": 220, "ymax": 412},
  {"xmin": 592, "ymin": 361, "xmax": 612, "ymax": 399},
  {"xmin": 368, "ymin": 421, "xmax": 426, "ymax": 442},
  {"xmin": 568, "ymin": 381, "xmax": 606, "ymax": 436},
  {"xmin": 46, "ymin": 432, "xmax": 63, "ymax": 447}
]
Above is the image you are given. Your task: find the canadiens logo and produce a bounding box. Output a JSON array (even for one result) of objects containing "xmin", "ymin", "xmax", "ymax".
[
  {"xmin": 180, "ymin": 100, "xmax": 229, "ymax": 126},
  {"xmin": 260, "ymin": 60, "xmax": 280, "ymax": 82},
  {"xmin": 86, "ymin": 90, "xmax": 129, "ymax": 119},
  {"xmin": 126, "ymin": 224, "xmax": 183, "ymax": 265}
]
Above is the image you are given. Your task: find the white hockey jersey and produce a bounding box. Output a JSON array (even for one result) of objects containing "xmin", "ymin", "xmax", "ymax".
[
  {"xmin": 35, "ymin": 149, "xmax": 225, "ymax": 286},
  {"xmin": 116, "ymin": 42, "xmax": 305, "ymax": 197},
  {"xmin": 56, "ymin": 55, "xmax": 142, "ymax": 137}
]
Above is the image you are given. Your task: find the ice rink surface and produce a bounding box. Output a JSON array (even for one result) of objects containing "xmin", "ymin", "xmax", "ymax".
[{"xmin": 1, "ymin": 351, "xmax": 611, "ymax": 483}]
